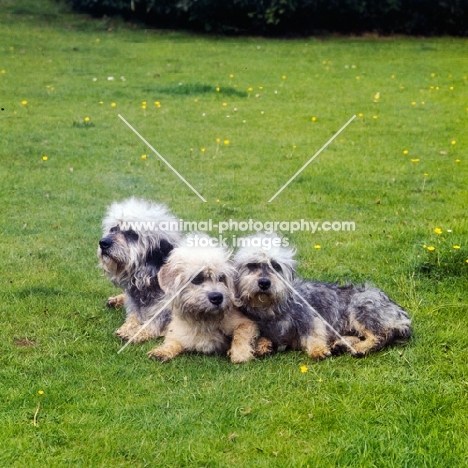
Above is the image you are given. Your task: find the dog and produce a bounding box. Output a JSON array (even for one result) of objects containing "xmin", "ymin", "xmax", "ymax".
[
  {"xmin": 233, "ymin": 234, "xmax": 412, "ymax": 359},
  {"xmin": 147, "ymin": 235, "xmax": 258, "ymax": 363},
  {"xmin": 98, "ymin": 197, "xmax": 180, "ymax": 342}
]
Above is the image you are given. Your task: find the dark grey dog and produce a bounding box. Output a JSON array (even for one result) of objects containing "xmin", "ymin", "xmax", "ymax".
[
  {"xmin": 98, "ymin": 197, "xmax": 180, "ymax": 342},
  {"xmin": 233, "ymin": 234, "xmax": 412, "ymax": 359}
]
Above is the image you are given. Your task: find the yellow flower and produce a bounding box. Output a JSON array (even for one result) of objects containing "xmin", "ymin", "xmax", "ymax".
[
  {"xmin": 84, "ymin": 117, "xmax": 90, "ymax": 122},
  {"xmin": 300, "ymin": 365, "xmax": 308, "ymax": 373},
  {"xmin": 466, "ymin": 259, "xmax": 468, "ymax": 263},
  {"xmin": 21, "ymin": 100, "xmax": 28, "ymax": 105},
  {"xmin": 229, "ymin": 74, "xmax": 234, "ymax": 78},
  {"xmin": 424, "ymin": 173, "xmax": 428, "ymax": 177},
  {"xmin": 1, "ymin": 70, "xmax": 6, "ymax": 74},
  {"xmin": 434, "ymin": 228, "xmax": 442, "ymax": 235},
  {"xmin": 311, "ymin": 116, "xmax": 317, "ymax": 122},
  {"xmin": 403, "ymin": 150, "xmax": 408, "ymax": 155},
  {"xmin": 216, "ymin": 87, "xmax": 220, "ymax": 92},
  {"xmin": 292, "ymin": 145, "xmax": 297, "ymax": 149},
  {"xmin": 455, "ymin": 159, "xmax": 461, "ymax": 163},
  {"xmin": 223, "ymin": 140, "xmax": 230, "ymax": 145},
  {"xmin": 259, "ymin": 86, "xmax": 263, "ymax": 90},
  {"xmin": 154, "ymin": 101, "xmax": 161, "ymax": 108},
  {"xmin": 111, "ymin": 102, "xmax": 116, "ymax": 107},
  {"xmin": 450, "ymin": 86, "xmax": 454, "ymax": 90},
  {"xmin": 142, "ymin": 105, "xmax": 146, "ymax": 110},
  {"xmin": 453, "ymin": 245, "xmax": 460, "ymax": 249},
  {"xmin": 42, "ymin": 156, "xmax": 48, "ymax": 161},
  {"xmin": 423, "ymin": 244, "xmax": 427, "ymax": 249},
  {"xmin": 141, "ymin": 154, "xmax": 147, "ymax": 160},
  {"xmin": 358, "ymin": 113, "xmax": 363, "ymax": 117},
  {"xmin": 411, "ymin": 101, "xmax": 416, "ymax": 105},
  {"xmin": 451, "ymin": 140, "xmax": 456, "ymax": 145},
  {"xmin": 421, "ymin": 102, "xmax": 425, "ymax": 105},
  {"xmin": 216, "ymin": 138, "xmax": 220, "ymax": 143},
  {"xmin": 411, "ymin": 159, "xmax": 420, "ymax": 163},
  {"xmin": 201, "ymin": 148, "xmax": 206, "ymax": 152},
  {"xmin": 38, "ymin": 390, "xmax": 44, "ymax": 395},
  {"xmin": 427, "ymin": 246, "xmax": 435, "ymax": 251},
  {"xmin": 391, "ymin": 74, "xmax": 395, "ymax": 78},
  {"xmin": 216, "ymin": 199, "xmax": 220, "ymax": 203},
  {"xmin": 314, "ymin": 245, "xmax": 321, "ymax": 249},
  {"xmin": 431, "ymin": 73, "xmax": 435, "ymax": 77},
  {"xmin": 247, "ymin": 87, "xmax": 253, "ymax": 92},
  {"xmin": 222, "ymin": 102, "xmax": 227, "ymax": 107},
  {"xmin": 99, "ymin": 101, "xmax": 104, "ymax": 105},
  {"xmin": 373, "ymin": 115, "xmax": 378, "ymax": 119},
  {"xmin": 282, "ymin": 75, "xmax": 287, "ymax": 80}
]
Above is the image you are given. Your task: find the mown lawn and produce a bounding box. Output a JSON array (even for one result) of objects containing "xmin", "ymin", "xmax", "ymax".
[{"xmin": 1, "ymin": 1, "xmax": 467, "ymax": 466}]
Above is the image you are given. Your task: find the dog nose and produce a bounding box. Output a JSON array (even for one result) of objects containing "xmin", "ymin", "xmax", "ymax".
[
  {"xmin": 208, "ymin": 292, "xmax": 223, "ymax": 306},
  {"xmin": 258, "ymin": 278, "xmax": 271, "ymax": 291},
  {"xmin": 99, "ymin": 237, "xmax": 113, "ymax": 250}
]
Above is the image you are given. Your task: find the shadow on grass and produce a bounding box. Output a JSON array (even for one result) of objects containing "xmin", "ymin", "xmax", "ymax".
[{"xmin": 144, "ymin": 82, "xmax": 248, "ymax": 97}]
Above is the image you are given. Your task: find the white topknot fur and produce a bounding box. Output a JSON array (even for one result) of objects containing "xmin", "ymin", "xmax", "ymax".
[
  {"xmin": 102, "ymin": 197, "xmax": 180, "ymax": 245},
  {"xmin": 159, "ymin": 233, "xmax": 234, "ymax": 293},
  {"xmin": 233, "ymin": 233, "xmax": 296, "ymax": 283},
  {"xmin": 100, "ymin": 197, "xmax": 181, "ymax": 289}
]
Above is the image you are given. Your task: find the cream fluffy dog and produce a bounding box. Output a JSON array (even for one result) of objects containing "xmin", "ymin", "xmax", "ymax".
[{"xmin": 147, "ymin": 236, "xmax": 258, "ymax": 363}]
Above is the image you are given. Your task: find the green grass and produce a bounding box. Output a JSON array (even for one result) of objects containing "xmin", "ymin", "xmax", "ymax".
[{"xmin": 1, "ymin": 0, "xmax": 468, "ymax": 466}]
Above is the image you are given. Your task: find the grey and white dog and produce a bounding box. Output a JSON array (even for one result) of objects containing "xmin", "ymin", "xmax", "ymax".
[
  {"xmin": 233, "ymin": 234, "xmax": 412, "ymax": 359},
  {"xmin": 98, "ymin": 197, "xmax": 180, "ymax": 342}
]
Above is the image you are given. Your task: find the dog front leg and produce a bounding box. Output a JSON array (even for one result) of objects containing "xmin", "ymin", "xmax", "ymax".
[
  {"xmin": 147, "ymin": 339, "xmax": 184, "ymax": 362},
  {"xmin": 228, "ymin": 321, "xmax": 257, "ymax": 363}
]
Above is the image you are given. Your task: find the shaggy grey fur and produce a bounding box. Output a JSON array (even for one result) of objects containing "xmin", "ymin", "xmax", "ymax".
[
  {"xmin": 98, "ymin": 197, "xmax": 180, "ymax": 340},
  {"xmin": 233, "ymin": 234, "xmax": 412, "ymax": 358}
]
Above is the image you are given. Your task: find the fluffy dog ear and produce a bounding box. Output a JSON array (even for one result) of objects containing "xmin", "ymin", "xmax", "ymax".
[
  {"xmin": 159, "ymin": 238, "xmax": 175, "ymax": 260},
  {"xmin": 158, "ymin": 262, "xmax": 177, "ymax": 293},
  {"xmin": 144, "ymin": 239, "xmax": 175, "ymax": 273}
]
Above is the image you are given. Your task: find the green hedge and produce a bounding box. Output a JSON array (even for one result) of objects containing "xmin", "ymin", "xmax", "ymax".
[{"xmin": 69, "ymin": 0, "xmax": 468, "ymax": 35}]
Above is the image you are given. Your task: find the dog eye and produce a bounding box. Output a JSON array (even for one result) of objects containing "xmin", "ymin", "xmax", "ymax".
[
  {"xmin": 218, "ymin": 274, "xmax": 226, "ymax": 283},
  {"xmin": 124, "ymin": 230, "xmax": 139, "ymax": 242},
  {"xmin": 247, "ymin": 263, "xmax": 259, "ymax": 271},
  {"xmin": 271, "ymin": 261, "xmax": 282, "ymax": 273},
  {"xmin": 191, "ymin": 273, "xmax": 204, "ymax": 285},
  {"xmin": 110, "ymin": 226, "xmax": 120, "ymax": 233}
]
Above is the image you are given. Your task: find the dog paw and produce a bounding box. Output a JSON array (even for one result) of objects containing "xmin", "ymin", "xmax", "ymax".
[
  {"xmin": 255, "ymin": 337, "xmax": 274, "ymax": 358},
  {"xmin": 331, "ymin": 336, "xmax": 362, "ymax": 355},
  {"xmin": 308, "ymin": 345, "xmax": 332, "ymax": 361},
  {"xmin": 115, "ymin": 317, "xmax": 154, "ymax": 343},
  {"xmin": 115, "ymin": 325, "xmax": 133, "ymax": 342},
  {"xmin": 147, "ymin": 347, "xmax": 172, "ymax": 362},
  {"xmin": 228, "ymin": 347, "xmax": 254, "ymax": 364},
  {"xmin": 115, "ymin": 325, "xmax": 144, "ymax": 342},
  {"xmin": 106, "ymin": 294, "xmax": 125, "ymax": 308}
]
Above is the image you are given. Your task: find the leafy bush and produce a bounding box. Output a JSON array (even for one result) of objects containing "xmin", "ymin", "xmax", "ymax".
[{"xmin": 69, "ymin": 0, "xmax": 468, "ymax": 35}]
